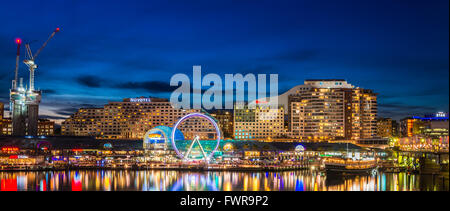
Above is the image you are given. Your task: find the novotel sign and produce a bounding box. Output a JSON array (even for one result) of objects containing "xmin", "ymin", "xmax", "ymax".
[{"xmin": 129, "ymin": 98, "xmax": 152, "ymax": 103}]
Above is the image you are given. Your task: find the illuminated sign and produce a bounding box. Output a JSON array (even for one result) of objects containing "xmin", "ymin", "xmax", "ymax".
[
  {"xmin": 130, "ymin": 98, "xmax": 152, "ymax": 103},
  {"xmin": 1, "ymin": 147, "xmax": 19, "ymax": 152},
  {"xmin": 52, "ymin": 156, "xmax": 65, "ymax": 161},
  {"xmin": 436, "ymin": 112, "xmax": 447, "ymax": 117},
  {"xmin": 148, "ymin": 134, "xmax": 162, "ymax": 139}
]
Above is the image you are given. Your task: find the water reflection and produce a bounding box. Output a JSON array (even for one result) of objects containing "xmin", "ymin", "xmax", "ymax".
[{"xmin": 0, "ymin": 170, "xmax": 448, "ymax": 191}]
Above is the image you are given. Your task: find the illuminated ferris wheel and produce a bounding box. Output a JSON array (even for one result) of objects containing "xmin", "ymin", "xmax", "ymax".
[{"xmin": 170, "ymin": 113, "xmax": 221, "ymax": 162}]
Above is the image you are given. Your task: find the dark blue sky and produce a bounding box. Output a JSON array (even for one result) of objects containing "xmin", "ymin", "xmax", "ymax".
[{"xmin": 0, "ymin": 0, "xmax": 448, "ymax": 122}]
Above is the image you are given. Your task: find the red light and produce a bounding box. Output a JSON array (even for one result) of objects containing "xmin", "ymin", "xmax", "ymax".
[
  {"xmin": 255, "ymin": 100, "xmax": 267, "ymax": 104},
  {"xmin": 71, "ymin": 179, "xmax": 82, "ymax": 191},
  {"xmin": 55, "ymin": 27, "xmax": 60, "ymax": 32},
  {"xmin": 15, "ymin": 38, "xmax": 21, "ymax": 44},
  {"xmin": 40, "ymin": 180, "xmax": 47, "ymax": 191},
  {"xmin": 1, "ymin": 179, "xmax": 17, "ymax": 191}
]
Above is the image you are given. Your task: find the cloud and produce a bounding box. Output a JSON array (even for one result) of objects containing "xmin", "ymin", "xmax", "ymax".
[
  {"xmin": 41, "ymin": 89, "xmax": 57, "ymax": 94},
  {"xmin": 76, "ymin": 75, "xmax": 104, "ymax": 88},
  {"xmin": 115, "ymin": 81, "xmax": 177, "ymax": 93},
  {"xmin": 74, "ymin": 74, "xmax": 178, "ymax": 94},
  {"xmin": 39, "ymin": 115, "xmax": 67, "ymax": 120},
  {"xmin": 378, "ymin": 103, "xmax": 436, "ymax": 110},
  {"xmin": 378, "ymin": 102, "xmax": 440, "ymax": 120},
  {"xmin": 52, "ymin": 103, "xmax": 102, "ymax": 116},
  {"xmin": 53, "ymin": 107, "xmax": 79, "ymax": 116}
]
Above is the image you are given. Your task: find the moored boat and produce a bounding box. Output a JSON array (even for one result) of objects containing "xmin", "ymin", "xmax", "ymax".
[{"xmin": 324, "ymin": 157, "xmax": 377, "ymax": 174}]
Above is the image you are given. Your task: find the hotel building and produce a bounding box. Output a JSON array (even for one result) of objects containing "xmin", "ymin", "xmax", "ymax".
[
  {"xmin": 61, "ymin": 97, "xmax": 216, "ymax": 140},
  {"xmin": 272, "ymin": 80, "xmax": 377, "ymax": 141}
]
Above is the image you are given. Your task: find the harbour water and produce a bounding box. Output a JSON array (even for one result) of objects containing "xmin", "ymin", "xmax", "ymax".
[{"xmin": 1, "ymin": 170, "xmax": 448, "ymax": 191}]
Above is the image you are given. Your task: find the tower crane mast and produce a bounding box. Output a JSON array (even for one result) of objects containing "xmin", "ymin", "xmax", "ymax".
[{"xmin": 13, "ymin": 38, "xmax": 21, "ymax": 89}]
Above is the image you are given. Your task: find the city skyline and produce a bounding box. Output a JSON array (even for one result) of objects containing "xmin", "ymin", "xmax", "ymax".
[
  {"xmin": 0, "ymin": 1, "xmax": 448, "ymax": 194},
  {"xmin": 0, "ymin": 0, "xmax": 448, "ymax": 123}
]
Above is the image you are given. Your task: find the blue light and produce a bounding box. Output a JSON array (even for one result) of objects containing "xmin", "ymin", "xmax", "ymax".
[{"xmin": 412, "ymin": 116, "xmax": 449, "ymax": 120}]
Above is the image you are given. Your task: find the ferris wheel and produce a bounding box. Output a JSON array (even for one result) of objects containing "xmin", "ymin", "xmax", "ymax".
[{"xmin": 170, "ymin": 113, "xmax": 221, "ymax": 162}]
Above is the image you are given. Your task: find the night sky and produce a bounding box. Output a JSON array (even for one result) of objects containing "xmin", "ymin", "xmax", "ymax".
[{"xmin": 0, "ymin": 0, "xmax": 448, "ymax": 123}]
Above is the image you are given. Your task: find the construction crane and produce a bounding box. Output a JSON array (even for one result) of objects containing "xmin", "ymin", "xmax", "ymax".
[
  {"xmin": 12, "ymin": 38, "xmax": 22, "ymax": 89},
  {"xmin": 23, "ymin": 27, "xmax": 60, "ymax": 91},
  {"xmin": 13, "ymin": 27, "xmax": 61, "ymax": 136},
  {"xmin": 10, "ymin": 37, "xmax": 27, "ymax": 136}
]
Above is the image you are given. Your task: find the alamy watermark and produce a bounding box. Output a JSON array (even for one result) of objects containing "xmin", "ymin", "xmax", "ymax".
[{"xmin": 169, "ymin": 65, "xmax": 278, "ymax": 110}]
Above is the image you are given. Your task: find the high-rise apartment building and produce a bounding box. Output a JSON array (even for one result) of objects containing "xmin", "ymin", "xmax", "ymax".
[
  {"xmin": 286, "ymin": 80, "xmax": 377, "ymax": 141},
  {"xmin": 62, "ymin": 97, "xmax": 216, "ymax": 140}
]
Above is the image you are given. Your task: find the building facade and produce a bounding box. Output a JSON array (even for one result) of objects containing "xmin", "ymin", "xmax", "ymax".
[
  {"xmin": 61, "ymin": 97, "xmax": 216, "ymax": 140},
  {"xmin": 1, "ymin": 118, "xmax": 54, "ymax": 136},
  {"xmin": 37, "ymin": 119, "xmax": 55, "ymax": 136},
  {"xmin": 61, "ymin": 107, "xmax": 104, "ymax": 137},
  {"xmin": 0, "ymin": 102, "xmax": 4, "ymax": 119},
  {"xmin": 233, "ymin": 104, "xmax": 285, "ymax": 140},
  {"xmin": 400, "ymin": 112, "xmax": 449, "ymax": 139},
  {"xmin": 210, "ymin": 110, "xmax": 234, "ymax": 139},
  {"xmin": 287, "ymin": 80, "xmax": 377, "ymax": 141},
  {"xmin": 377, "ymin": 118, "xmax": 398, "ymax": 138}
]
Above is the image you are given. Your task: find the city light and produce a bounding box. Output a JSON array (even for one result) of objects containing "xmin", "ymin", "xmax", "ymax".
[{"xmin": 0, "ymin": 0, "xmax": 448, "ymax": 195}]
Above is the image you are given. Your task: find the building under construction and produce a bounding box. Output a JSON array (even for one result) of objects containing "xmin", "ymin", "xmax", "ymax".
[{"xmin": 9, "ymin": 28, "xmax": 60, "ymax": 136}]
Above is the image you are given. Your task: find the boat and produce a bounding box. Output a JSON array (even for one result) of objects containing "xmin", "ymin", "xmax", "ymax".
[{"xmin": 324, "ymin": 157, "xmax": 377, "ymax": 174}]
